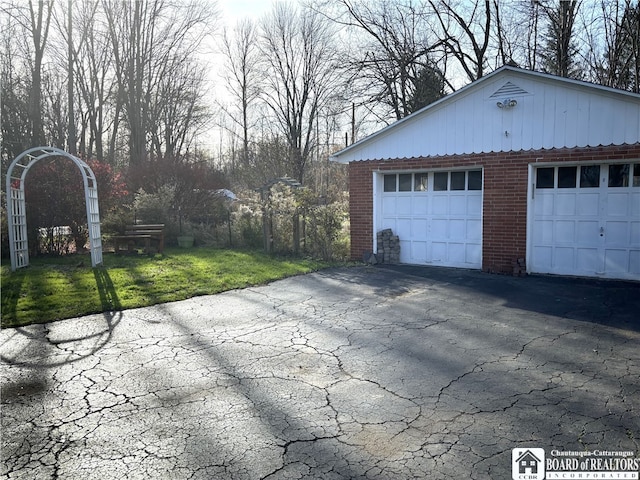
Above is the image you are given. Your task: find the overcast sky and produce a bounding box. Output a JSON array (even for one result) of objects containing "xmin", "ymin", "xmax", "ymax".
[{"xmin": 218, "ymin": 0, "xmax": 273, "ymax": 26}]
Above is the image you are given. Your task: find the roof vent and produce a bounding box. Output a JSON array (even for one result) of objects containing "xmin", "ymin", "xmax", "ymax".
[{"xmin": 490, "ymin": 81, "xmax": 529, "ymax": 98}]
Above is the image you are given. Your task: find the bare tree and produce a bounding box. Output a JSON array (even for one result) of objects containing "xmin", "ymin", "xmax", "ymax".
[
  {"xmin": 66, "ymin": 0, "xmax": 76, "ymax": 154},
  {"xmin": 29, "ymin": 0, "xmax": 54, "ymax": 145},
  {"xmin": 42, "ymin": 71, "xmax": 67, "ymax": 149},
  {"xmin": 609, "ymin": 0, "xmax": 639, "ymax": 92},
  {"xmin": 0, "ymin": 12, "xmax": 31, "ymax": 160},
  {"xmin": 320, "ymin": 0, "xmax": 445, "ymax": 122},
  {"xmin": 3, "ymin": 0, "xmax": 55, "ymax": 145},
  {"xmin": 103, "ymin": 0, "xmax": 214, "ymax": 166},
  {"xmin": 103, "ymin": 0, "xmax": 154, "ymax": 165},
  {"xmin": 148, "ymin": 60, "xmax": 211, "ymax": 162},
  {"xmin": 523, "ymin": 0, "xmax": 542, "ymax": 70},
  {"xmin": 220, "ymin": 19, "xmax": 262, "ymax": 172},
  {"xmin": 429, "ymin": 0, "xmax": 492, "ymax": 81},
  {"xmin": 259, "ymin": 2, "xmax": 342, "ymax": 184},
  {"xmin": 478, "ymin": 1, "xmax": 543, "ymax": 71},
  {"xmin": 71, "ymin": 1, "xmax": 115, "ymax": 162},
  {"xmin": 587, "ymin": 0, "xmax": 640, "ymax": 92}
]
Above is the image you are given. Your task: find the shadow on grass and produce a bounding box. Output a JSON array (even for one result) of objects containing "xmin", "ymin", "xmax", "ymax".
[
  {"xmin": 0, "ymin": 267, "xmax": 122, "ymax": 369},
  {"xmin": 94, "ymin": 266, "xmax": 123, "ymax": 312},
  {"xmin": 0, "ymin": 268, "xmax": 25, "ymax": 328}
]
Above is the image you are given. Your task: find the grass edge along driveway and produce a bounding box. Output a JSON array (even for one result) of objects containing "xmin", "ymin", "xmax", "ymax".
[{"xmin": 1, "ymin": 248, "xmax": 330, "ymax": 328}]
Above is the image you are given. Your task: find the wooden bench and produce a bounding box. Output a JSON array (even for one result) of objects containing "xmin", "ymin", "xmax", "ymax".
[{"xmin": 113, "ymin": 224, "xmax": 165, "ymax": 254}]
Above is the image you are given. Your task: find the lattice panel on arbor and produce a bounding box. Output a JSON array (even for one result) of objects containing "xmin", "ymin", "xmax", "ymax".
[{"xmin": 6, "ymin": 147, "xmax": 103, "ymax": 270}]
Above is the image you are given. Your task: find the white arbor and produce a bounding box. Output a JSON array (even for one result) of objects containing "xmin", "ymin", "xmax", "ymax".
[{"xmin": 6, "ymin": 147, "xmax": 103, "ymax": 271}]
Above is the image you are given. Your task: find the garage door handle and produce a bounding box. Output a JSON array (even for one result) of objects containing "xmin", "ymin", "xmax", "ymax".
[{"xmin": 600, "ymin": 227, "xmax": 604, "ymax": 236}]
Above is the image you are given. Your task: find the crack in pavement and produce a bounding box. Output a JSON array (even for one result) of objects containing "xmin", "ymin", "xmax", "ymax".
[{"xmin": 2, "ymin": 266, "xmax": 639, "ymax": 479}]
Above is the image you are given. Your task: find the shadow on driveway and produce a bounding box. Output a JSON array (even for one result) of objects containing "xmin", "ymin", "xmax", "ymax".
[
  {"xmin": 2, "ymin": 264, "xmax": 638, "ymax": 479},
  {"xmin": 369, "ymin": 264, "xmax": 640, "ymax": 333}
]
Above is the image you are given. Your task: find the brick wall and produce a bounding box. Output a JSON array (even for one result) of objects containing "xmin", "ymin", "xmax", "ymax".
[{"xmin": 348, "ymin": 144, "xmax": 640, "ymax": 273}]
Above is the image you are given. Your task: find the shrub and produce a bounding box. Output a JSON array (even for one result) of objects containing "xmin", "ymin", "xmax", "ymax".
[
  {"xmin": 237, "ymin": 184, "xmax": 350, "ymax": 260},
  {"xmin": 229, "ymin": 196, "xmax": 263, "ymax": 249},
  {"xmin": 133, "ymin": 186, "xmax": 175, "ymax": 224},
  {"xmin": 299, "ymin": 191, "xmax": 350, "ymax": 261}
]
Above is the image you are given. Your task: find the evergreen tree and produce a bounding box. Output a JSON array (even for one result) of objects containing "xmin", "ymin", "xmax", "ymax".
[
  {"xmin": 539, "ymin": 0, "xmax": 581, "ymax": 78},
  {"xmin": 408, "ymin": 62, "xmax": 447, "ymax": 113}
]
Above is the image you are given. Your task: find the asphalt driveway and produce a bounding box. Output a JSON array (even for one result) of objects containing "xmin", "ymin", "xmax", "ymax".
[{"xmin": 1, "ymin": 265, "xmax": 639, "ymax": 479}]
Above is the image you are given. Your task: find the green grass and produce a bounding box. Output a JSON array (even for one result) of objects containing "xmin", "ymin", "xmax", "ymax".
[{"xmin": 1, "ymin": 248, "xmax": 330, "ymax": 328}]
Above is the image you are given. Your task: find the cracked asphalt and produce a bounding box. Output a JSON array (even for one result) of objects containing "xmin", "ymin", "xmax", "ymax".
[{"xmin": 1, "ymin": 265, "xmax": 639, "ymax": 479}]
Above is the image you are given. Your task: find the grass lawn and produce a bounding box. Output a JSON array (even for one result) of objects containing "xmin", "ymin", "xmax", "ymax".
[{"xmin": 1, "ymin": 248, "xmax": 330, "ymax": 328}]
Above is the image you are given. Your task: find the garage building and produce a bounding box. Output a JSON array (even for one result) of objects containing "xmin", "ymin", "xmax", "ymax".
[{"xmin": 330, "ymin": 66, "xmax": 640, "ymax": 281}]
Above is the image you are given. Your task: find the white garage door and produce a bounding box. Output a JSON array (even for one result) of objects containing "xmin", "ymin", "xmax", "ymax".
[
  {"xmin": 530, "ymin": 163, "xmax": 640, "ymax": 280},
  {"xmin": 378, "ymin": 170, "xmax": 483, "ymax": 268}
]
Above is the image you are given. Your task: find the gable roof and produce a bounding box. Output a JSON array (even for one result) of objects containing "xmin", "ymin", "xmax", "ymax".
[{"xmin": 330, "ymin": 66, "xmax": 640, "ymax": 164}]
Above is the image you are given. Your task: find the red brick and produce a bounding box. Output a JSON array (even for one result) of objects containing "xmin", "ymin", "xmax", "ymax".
[{"xmin": 348, "ymin": 144, "xmax": 640, "ymax": 272}]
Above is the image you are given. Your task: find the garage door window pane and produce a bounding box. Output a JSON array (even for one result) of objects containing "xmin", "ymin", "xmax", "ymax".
[
  {"xmin": 434, "ymin": 172, "xmax": 448, "ymax": 191},
  {"xmin": 468, "ymin": 170, "xmax": 482, "ymax": 190},
  {"xmin": 414, "ymin": 173, "xmax": 428, "ymax": 191},
  {"xmin": 384, "ymin": 174, "xmax": 396, "ymax": 192},
  {"xmin": 451, "ymin": 171, "xmax": 466, "ymax": 190},
  {"xmin": 634, "ymin": 164, "xmax": 640, "ymax": 187},
  {"xmin": 608, "ymin": 164, "xmax": 629, "ymax": 187},
  {"xmin": 580, "ymin": 165, "xmax": 600, "ymax": 188},
  {"xmin": 558, "ymin": 166, "xmax": 577, "ymax": 188},
  {"xmin": 399, "ymin": 174, "xmax": 412, "ymax": 191},
  {"xmin": 536, "ymin": 168, "xmax": 554, "ymax": 188}
]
